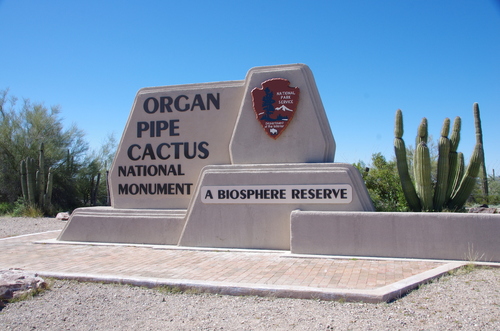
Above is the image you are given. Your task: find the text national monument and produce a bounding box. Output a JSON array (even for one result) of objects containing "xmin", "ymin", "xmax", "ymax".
[{"xmin": 58, "ymin": 64, "xmax": 375, "ymax": 250}]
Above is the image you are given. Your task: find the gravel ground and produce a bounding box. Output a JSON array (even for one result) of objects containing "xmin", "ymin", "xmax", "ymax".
[
  {"xmin": 0, "ymin": 216, "xmax": 65, "ymax": 238},
  {"xmin": 1, "ymin": 217, "xmax": 499, "ymax": 330}
]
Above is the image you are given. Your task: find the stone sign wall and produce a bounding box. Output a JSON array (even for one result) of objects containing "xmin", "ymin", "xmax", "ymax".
[
  {"xmin": 60, "ymin": 64, "xmax": 374, "ymax": 249},
  {"xmin": 57, "ymin": 63, "xmax": 500, "ymax": 260}
]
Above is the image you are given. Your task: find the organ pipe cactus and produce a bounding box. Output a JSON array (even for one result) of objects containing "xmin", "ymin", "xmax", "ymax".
[
  {"xmin": 414, "ymin": 119, "xmax": 433, "ymax": 211},
  {"xmin": 394, "ymin": 104, "xmax": 485, "ymax": 211},
  {"xmin": 447, "ymin": 143, "xmax": 483, "ymax": 210},
  {"xmin": 447, "ymin": 104, "xmax": 485, "ymax": 210},
  {"xmin": 19, "ymin": 143, "xmax": 54, "ymax": 213},
  {"xmin": 446, "ymin": 117, "xmax": 461, "ymax": 200},
  {"xmin": 394, "ymin": 109, "xmax": 421, "ymax": 211},
  {"xmin": 474, "ymin": 103, "xmax": 489, "ymax": 201},
  {"xmin": 433, "ymin": 118, "xmax": 450, "ymax": 211}
]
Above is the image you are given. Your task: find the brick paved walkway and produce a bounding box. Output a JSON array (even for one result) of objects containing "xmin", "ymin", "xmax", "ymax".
[{"xmin": 0, "ymin": 231, "xmax": 463, "ymax": 302}]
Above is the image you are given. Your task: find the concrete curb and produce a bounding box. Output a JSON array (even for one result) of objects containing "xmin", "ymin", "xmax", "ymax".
[
  {"xmin": 31, "ymin": 261, "xmax": 465, "ymax": 303},
  {"xmin": 0, "ymin": 230, "xmax": 61, "ymax": 241}
]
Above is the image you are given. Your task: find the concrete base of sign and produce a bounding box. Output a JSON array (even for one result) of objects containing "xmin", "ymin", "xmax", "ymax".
[
  {"xmin": 178, "ymin": 163, "xmax": 374, "ymax": 250},
  {"xmin": 57, "ymin": 207, "xmax": 186, "ymax": 245},
  {"xmin": 290, "ymin": 211, "xmax": 500, "ymax": 262}
]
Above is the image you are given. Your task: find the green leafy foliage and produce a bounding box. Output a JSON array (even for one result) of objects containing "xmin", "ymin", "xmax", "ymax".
[
  {"xmin": 9, "ymin": 198, "xmax": 44, "ymax": 217},
  {"xmin": 470, "ymin": 175, "xmax": 500, "ymax": 206},
  {"xmin": 354, "ymin": 153, "xmax": 409, "ymax": 211},
  {"xmin": 0, "ymin": 202, "xmax": 13, "ymax": 215},
  {"xmin": 0, "ymin": 89, "xmax": 116, "ymax": 214}
]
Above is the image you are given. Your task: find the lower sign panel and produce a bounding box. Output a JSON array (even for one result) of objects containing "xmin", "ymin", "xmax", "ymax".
[{"xmin": 201, "ymin": 185, "xmax": 352, "ymax": 204}]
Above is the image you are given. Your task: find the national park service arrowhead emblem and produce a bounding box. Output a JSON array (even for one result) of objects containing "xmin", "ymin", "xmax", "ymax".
[{"xmin": 251, "ymin": 78, "xmax": 300, "ymax": 139}]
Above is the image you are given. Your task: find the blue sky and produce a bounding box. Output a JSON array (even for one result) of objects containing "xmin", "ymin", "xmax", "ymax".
[{"xmin": 1, "ymin": 0, "xmax": 499, "ymax": 173}]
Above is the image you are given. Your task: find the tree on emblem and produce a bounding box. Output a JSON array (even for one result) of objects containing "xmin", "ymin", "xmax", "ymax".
[{"xmin": 260, "ymin": 87, "xmax": 275, "ymax": 121}]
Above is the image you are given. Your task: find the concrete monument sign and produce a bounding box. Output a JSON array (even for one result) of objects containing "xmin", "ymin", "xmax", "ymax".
[{"xmin": 59, "ymin": 64, "xmax": 374, "ymax": 249}]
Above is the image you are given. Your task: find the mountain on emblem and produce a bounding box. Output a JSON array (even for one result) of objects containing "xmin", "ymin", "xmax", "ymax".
[
  {"xmin": 275, "ymin": 105, "xmax": 293, "ymax": 112},
  {"xmin": 251, "ymin": 78, "xmax": 300, "ymax": 139}
]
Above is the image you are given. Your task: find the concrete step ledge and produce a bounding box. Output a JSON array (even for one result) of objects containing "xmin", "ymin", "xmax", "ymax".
[
  {"xmin": 291, "ymin": 211, "xmax": 500, "ymax": 262},
  {"xmin": 58, "ymin": 207, "xmax": 187, "ymax": 245}
]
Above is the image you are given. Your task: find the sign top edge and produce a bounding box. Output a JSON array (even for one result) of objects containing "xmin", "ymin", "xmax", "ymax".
[{"xmin": 137, "ymin": 80, "xmax": 245, "ymax": 94}]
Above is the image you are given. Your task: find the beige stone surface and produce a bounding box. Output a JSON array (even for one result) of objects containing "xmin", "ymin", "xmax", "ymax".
[
  {"xmin": 230, "ymin": 64, "xmax": 335, "ymax": 164},
  {"xmin": 179, "ymin": 163, "xmax": 373, "ymax": 250},
  {"xmin": 109, "ymin": 81, "xmax": 244, "ymax": 209},
  {"xmin": 291, "ymin": 211, "xmax": 500, "ymax": 261}
]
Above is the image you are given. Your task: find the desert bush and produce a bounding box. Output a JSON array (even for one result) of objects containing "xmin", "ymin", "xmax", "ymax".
[{"xmin": 354, "ymin": 153, "xmax": 409, "ymax": 212}]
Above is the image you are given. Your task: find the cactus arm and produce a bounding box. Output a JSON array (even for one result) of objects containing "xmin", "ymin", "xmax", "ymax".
[
  {"xmin": 93, "ymin": 172, "xmax": 101, "ymax": 205},
  {"xmin": 45, "ymin": 168, "xmax": 53, "ymax": 208},
  {"xmin": 36, "ymin": 170, "xmax": 40, "ymax": 203},
  {"xmin": 474, "ymin": 103, "xmax": 489, "ymax": 200},
  {"xmin": 433, "ymin": 118, "xmax": 451, "ymax": 211},
  {"xmin": 414, "ymin": 117, "xmax": 433, "ymax": 211},
  {"xmin": 449, "ymin": 116, "xmax": 461, "ymax": 152},
  {"xmin": 445, "ymin": 117, "xmax": 461, "ymax": 202},
  {"xmin": 448, "ymin": 103, "xmax": 487, "ymax": 210},
  {"xmin": 448, "ymin": 144, "xmax": 483, "ymax": 210},
  {"xmin": 394, "ymin": 110, "xmax": 421, "ymax": 211},
  {"xmin": 416, "ymin": 118, "xmax": 428, "ymax": 145},
  {"xmin": 26, "ymin": 157, "xmax": 36, "ymax": 205},
  {"xmin": 450, "ymin": 152, "xmax": 465, "ymax": 198},
  {"xmin": 414, "ymin": 141, "xmax": 434, "ymax": 211},
  {"xmin": 38, "ymin": 143, "xmax": 45, "ymax": 207},
  {"xmin": 395, "ymin": 138, "xmax": 421, "ymax": 211},
  {"xmin": 446, "ymin": 152, "xmax": 458, "ymax": 204},
  {"xmin": 20, "ymin": 160, "xmax": 28, "ymax": 201},
  {"xmin": 394, "ymin": 109, "xmax": 404, "ymax": 138},
  {"xmin": 474, "ymin": 103, "xmax": 483, "ymax": 145}
]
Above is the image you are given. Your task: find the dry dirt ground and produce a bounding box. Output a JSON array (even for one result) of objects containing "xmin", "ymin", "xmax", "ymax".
[{"xmin": 1, "ymin": 217, "xmax": 499, "ymax": 330}]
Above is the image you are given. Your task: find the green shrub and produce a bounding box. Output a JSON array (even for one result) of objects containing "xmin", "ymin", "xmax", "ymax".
[
  {"xmin": 0, "ymin": 202, "xmax": 13, "ymax": 215},
  {"xmin": 354, "ymin": 153, "xmax": 410, "ymax": 212},
  {"xmin": 10, "ymin": 198, "xmax": 44, "ymax": 217}
]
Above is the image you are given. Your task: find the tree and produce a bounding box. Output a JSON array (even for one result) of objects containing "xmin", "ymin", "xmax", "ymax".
[
  {"xmin": 470, "ymin": 172, "xmax": 500, "ymax": 206},
  {"xmin": 76, "ymin": 134, "xmax": 117, "ymax": 206},
  {"xmin": 0, "ymin": 89, "xmax": 88, "ymax": 210},
  {"xmin": 354, "ymin": 153, "xmax": 409, "ymax": 211},
  {"xmin": 260, "ymin": 87, "xmax": 276, "ymax": 121}
]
